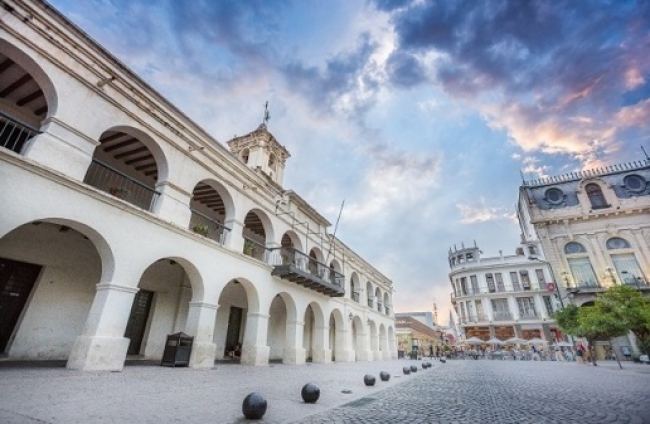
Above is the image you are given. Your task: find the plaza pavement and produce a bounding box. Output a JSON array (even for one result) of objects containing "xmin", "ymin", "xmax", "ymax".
[{"xmin": 1, "ymin": 358, "xmax": 650, "ymax": 423}]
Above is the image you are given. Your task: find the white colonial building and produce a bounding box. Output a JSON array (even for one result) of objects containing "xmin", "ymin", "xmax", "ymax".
[
  {"xmin": 518, "ymin": 158, "xmax": 650, "ymax": 357},
  {"xmin": 448, "ymin": 241, "xmax": 562, "ymax": 343},
  {"xmin": 0, "ymin": 0, "xmax": 396, "ymax": 371}
]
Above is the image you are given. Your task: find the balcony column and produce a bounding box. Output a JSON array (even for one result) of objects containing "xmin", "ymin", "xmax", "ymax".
[
  {"xmin": 283, "ymin": 320, "xmax": 306, "ymax": 364},
  {"xmin": 224, "ymin": 219, "xmax": 244, "ymax": 252},
  {"xmin": 534, "ymin": 295, "xmax": 548, "ymax": 319},
  {"xmin": 241, "ymin": 312, "xmax": 270, "ymax": 366},
  {"xmin": 67, "ymin": 282, "xmax": 137, "ymax": 371},
  {"xmin": 311, "ymin": 325, "xmax": 331, "ymax": 363},
  {"xmin": 184, "ymin": 302, "xmax": 218, "ymax": 368},
  {"xmin": 23, "ymin": 117, "xmax": 97, "ymax": 181},
  {"xmin": 153, "ymin": 181, "xmax": 191, "ymax": 228}
]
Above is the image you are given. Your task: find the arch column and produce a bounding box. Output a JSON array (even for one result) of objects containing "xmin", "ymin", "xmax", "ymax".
[
  {"xmin": 283, "ymin": 320, "xmax": 306, "ymax": 364},
  {"xmin": 311, "ymin": 325, "xmax": 331, "ymax": 363},
  {"xmin": 224, "ymin": 219, "xmax": 245, "ymax": 251},
  {"xmin": 23, "ymin": 117, "xmax": 97, "ymax": 181},
  {"xmin": 154, "ymin": 182, "xmax": 192, "ymax": 228},
  {"xmin": 185, "ymin": 301, "xmax": 218, "ymax": 368},
  {"xmin": 356, "ymin": 328, "xmax": 374, "ymax": 361},
  {"xmin": 335, "ymin": 326, "xmax": 354, "ymax": 362},
  {"xmin": 241, "ymin": 312, "xmax": 270, "ymax": 365},
  {"xmin": 67, "ymin": 282, "xmax": 137, "ymax": 371}
]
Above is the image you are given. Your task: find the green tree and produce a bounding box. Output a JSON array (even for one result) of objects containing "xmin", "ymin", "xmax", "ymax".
[
  {"xmin": 596, "ymin": 286, "xmax": 650, "ymax": 355},
  {"xmin": 577, "ymin": 303, "xmax": 628, "ymax": 366}
]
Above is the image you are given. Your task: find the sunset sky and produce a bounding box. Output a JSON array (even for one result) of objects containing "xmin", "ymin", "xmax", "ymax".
[{"xmin": 50, "ymin": 0, "xmax": 650, "ymax": 324}]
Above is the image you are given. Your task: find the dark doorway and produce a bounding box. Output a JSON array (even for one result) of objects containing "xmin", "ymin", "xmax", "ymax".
[
  {"xmin": 0, "ymin": 258, "xmax": 42, "ymax": 353},
  {"xmin": 225, "ymin": 306, "xmax": 243, "ymax": 355},
  {"xmin": 124, "ymin": 290, "xmax": 154, "ymax": 356}
]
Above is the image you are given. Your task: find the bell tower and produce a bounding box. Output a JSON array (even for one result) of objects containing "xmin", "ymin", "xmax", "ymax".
[{"xmin": 227, "ymin": 106, "xmax": 290, "ymax": 187}]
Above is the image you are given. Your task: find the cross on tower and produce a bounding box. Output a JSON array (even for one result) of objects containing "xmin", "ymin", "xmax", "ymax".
[{"xmin": 263, "ymin": 101, "xmax": 271, "ymax": 125}]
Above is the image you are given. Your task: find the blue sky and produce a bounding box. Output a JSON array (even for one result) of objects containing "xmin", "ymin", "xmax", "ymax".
[{"xmin": 50, "ymin": 0, "xmax": 650, "ymax": 324}]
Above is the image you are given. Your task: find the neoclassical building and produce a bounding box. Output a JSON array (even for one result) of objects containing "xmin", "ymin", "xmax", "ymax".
[
  {"xmin": 518, "ymin": 159, "xmax": 650, "ymax": 356},
  {"xmin": 0, "ymin": 0, "xmax": 396, "ymax": 371},
  {"xmin": 448, "ymin": 241, "xmax": 561, "ymax": 343}
]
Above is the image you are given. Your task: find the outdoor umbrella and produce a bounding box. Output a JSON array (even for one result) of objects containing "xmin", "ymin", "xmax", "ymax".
[
  {"xmin": 552, "ymin": 341, "xmax": 573, "ymax": 347},
  {"xmin": 464, "ymin": 336, "xmax": 484, "ymax": 345},
  {"xmin": 526, "ymin": 337, "xmax": 548, "ymax": 345},
  {"xmin": 506, "ymin": 337, "xmax": 526, "ymax": 344},
  {"xmin": 487, "ymin": 337, "xmax": 505, "ymax": 346}
]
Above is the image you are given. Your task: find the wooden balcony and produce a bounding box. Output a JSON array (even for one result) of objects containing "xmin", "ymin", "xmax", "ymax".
[{"xmin": 269, "ymin": 247, "xmax": 345, "ymax": 297}]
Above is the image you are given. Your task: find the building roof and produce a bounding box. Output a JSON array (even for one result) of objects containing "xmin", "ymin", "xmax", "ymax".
[{"xmin": 395, "ymin": 316, "xmax": 439, "ymax": 339}]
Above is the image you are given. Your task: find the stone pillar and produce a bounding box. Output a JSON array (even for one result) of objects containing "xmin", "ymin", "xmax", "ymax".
[
  {"xmin": 241, "ymin": 312, "xmax": 270, "ymax": 366},
  {"xmin": 283, "ymin": 320, "xmax": 306, "ymax": 364},
  {"xmin": 335, "ymin": 327, "xmax": 355, "ymax": 362},
  {"xmin": 355, "ymin": 330, "xmax": 374, "ymax": 361},
  {"xmin": 185, "ymin": 302, "xmax": 218, "ymax": 369},
  {"xmin": 311, "ymin": 325, "xmax": 331, "ymax": 363},
  {"xmin": 153, "ymin": 182, "xmax": 192, "ymax": 229},
  {"xmin": 541, "ymin": 323, "xmax": 553, "ymax": 342},
  {"xmin": 67, "ymin": 282, "xmax": 137, "ymax": 371},
  {"xmin": 23, "ymin": 117, "xmax": 97, "ymax": 181},
  {"xmin": 513, "ymin": 324, "xmax": 523, "ymax": 339},
  {"xmin": 224, "ymin": 219, "xmax": 244, "ymax": 252}
]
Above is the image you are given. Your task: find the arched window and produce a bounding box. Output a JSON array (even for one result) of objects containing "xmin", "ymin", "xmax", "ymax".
[
  {"xmin": 268, "ymin": 153, "xmax": 275, "ymax": 168},
  {"xmin": 564, "ymin": 242, "xmax": 586, "ymax": 254},
  {"xmin": 606, "ymin": 237, "xmax": 631, "ymax": 250},
  {"xmin": 241, "ymin": 148, "xmax": 249, "ymax": 164},
  {"xmin": 585, "ymin": 183, "xmax": 608, "ymax": 209},
  {"xmin": 563, "ymin": 242, "xmax": 598, "ymax": 288}
]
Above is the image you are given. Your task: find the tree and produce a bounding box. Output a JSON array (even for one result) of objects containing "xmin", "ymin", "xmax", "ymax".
[{"xmin": 596, "ymin": 286, "xmax": 650, "ymax": 355}]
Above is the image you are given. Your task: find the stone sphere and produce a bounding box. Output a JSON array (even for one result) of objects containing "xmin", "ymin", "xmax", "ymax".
[
  {"xmin": 422, "ymin": 362, "xmax": 427, "ymax": 369},
  {"xmin": 402, "ymin": 366, "xmax": 411, "ymax": 375},
  {"xmin": 440, "ymin": 358, "xmax": 447, "ymax": 364},
  {"xmin": 364, "ymin": 374, "xmax": 376, "ymax": 386},
  {"xmin": 410, "ymin": 365, "xmax": 417, "ymax": 373},
  {"xmin": 380, "ymin": 371, "xmax": 390, "ymax": 381},
  {"xmin": 427, "ymin": 361, "xmax": 432, "ymax": 367},
  {"xmin": 301, "ymin": 383, "xmax": 320, "ymax": 403},
  {"xmin": 242, "ymin": 392, "xmax": 267, "ymax": 420}
]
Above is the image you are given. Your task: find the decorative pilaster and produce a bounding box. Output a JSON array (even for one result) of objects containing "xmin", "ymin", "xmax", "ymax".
[
  {"xmin": 311, "ymin": 325, "xmax": 331, "ymax": 363},
  {"xmin": 283, "ymin": 320, "xmax": 306, "ymax": 364},
  {"xmin": 153, "ymin": 182, "xmax": 191, "ymax": 228}
]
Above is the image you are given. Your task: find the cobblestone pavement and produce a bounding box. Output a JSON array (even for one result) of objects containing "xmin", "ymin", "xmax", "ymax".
[{"xmin": 294, "ymin": 360, "xmax": 650, "ymax": 424}]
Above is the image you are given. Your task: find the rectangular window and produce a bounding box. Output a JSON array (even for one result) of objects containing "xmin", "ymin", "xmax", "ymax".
[
  {"xmin": 460, "ymin": 277, "xmax": 468, "ymax": 295},
  {"xmin": 466, "ymin": 252, "xmax": 474, "ymax": 261},
  {"xmin": 517, "ymin": 297, "xmax": 537, "ymax": 318},
  {"xmin": 535, "ymin": 269, "xmax": 546, "ymax": 289},
  {"xmin": 491, "ymin": 298, "xmax": 510, "ymax": 320},
  {"xmin": 495, "ymin": 273, "xmax": 505, "ymax": 292},
  {"xmin": 543, "ymin": 296, "xmax": 554, "ymax": 315},
  {"xmin": 567, "ymin": 257, "xmax": 599, "ymax": 288},
  {"xmin": 510, "ymin": 271, "xmax": 521, "ymax": 291},
  {"xmin": 520, "ymin": 270, "xmax": 531, "ymax": 290},
  {"xmin": 470, "ymin": 275, "xmax": 479, "ymax": 294},
  {"xmin": 611, "ymin": 254, "xmax": 647, "ymax": 286},
  {"xmin": 475, "ymin": 300, "xmax": 485, "ymax": 321},
  {"xmin": 486, "ymin": 273, "xmax": 495, "ymax": 293},
  {"xmin": 460, "ymin": 302, "xmax": 467, "ymax": 321}
]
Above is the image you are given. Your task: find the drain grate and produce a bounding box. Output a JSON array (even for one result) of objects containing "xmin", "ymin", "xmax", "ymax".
[{"xmin": 343, "ymin": 397, "xmax": 377, "ymax": 408}]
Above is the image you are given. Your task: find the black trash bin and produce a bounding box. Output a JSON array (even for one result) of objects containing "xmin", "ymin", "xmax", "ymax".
[{"xmin": 161, "ymin": 332, "xmax": 193, "ymax": 367}]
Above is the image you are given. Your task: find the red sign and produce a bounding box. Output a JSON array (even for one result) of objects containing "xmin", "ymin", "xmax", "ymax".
[{"xmin": 547, "ymin": 282, "xmax": 555, "ymax": 292}]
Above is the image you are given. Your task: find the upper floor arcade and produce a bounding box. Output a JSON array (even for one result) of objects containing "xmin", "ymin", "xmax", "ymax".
[{"xmin": 0, "ymin": 1, "xmax": 394, "ymax": 306}]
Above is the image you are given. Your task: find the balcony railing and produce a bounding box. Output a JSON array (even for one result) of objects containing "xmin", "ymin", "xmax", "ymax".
[
  {"xmin": 0, "ymin": 111, "xmax": 40, "ymax": 154},
  {"xmin": 377, "ymin": 302, "xmax": 383, "ymax": 312},
  {"xmin": 189, "ymin": 210, "xmax": 230, "ymax": 245},
  {"xmin": 269, "ymin": 247, "xmax": 345, "ymax": 297},
  {"xmin": 243, "ymin": 237, "xmax": 269, "ymax": 262},
  {"xmin": 367, "ymin": 298, "xmax": 374, "ymax": 308},
  {"xmin": 493, "ymin": 312, "xmax": 513, "ymax": 321},
  {"xmin": 519, "ymin": 313, "xmax": 539, "ymax": 320},
  {"xmin": 84, "ymin": 159, "xmax": 160, "ymax": 211},
  {"xmin": 385, "ymin": 306, "xmax": 390, "ymax": 316},
  {"xmin": 352, "ymin": 292, "xmax": 360, "ymax": 302}
]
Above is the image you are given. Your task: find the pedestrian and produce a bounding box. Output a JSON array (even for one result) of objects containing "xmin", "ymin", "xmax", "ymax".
[{"xmin": 576, "ymin": 342, "xmax": 585, "ymax": 365}]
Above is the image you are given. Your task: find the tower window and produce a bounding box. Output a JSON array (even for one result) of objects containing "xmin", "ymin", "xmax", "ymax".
[
  {"xmin": 268, "ymin": 153, "xmax": 276, "ymax": 168},
  {"xmin": 241, "ymin": 148, "xmax": 250, "ymax": 164},
  {"xmin": 585, "ymin": 183, "xmax": 608, "ymax": 209}
]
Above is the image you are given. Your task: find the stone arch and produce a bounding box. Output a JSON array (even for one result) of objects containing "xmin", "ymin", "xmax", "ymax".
[
  {"xmin": 368, "ymin": 319, "xmax": 379, "ymax": 355},
  {"xmin": 214, "ymin": 277, "xmax": 260, "ymax": 361},
  {"xmin": 280, "ymin": 230, "xmax": 303, "ymax": 252},
  {"xmin": 308, "ymin": 246, "xmax": 324, "ymax": 262},
  {"xmin": 351, "ymin": 315, "xmax": 365, "ymax": 361},
  {"xmin": 242, "ymin": 209, "xmax": 275, "ymax": 259},
  {"xmin": 388, "ymin": 325, "xmax": 396, "ymax": 356},
  {"xmin": 349, "ymin": 272, "xmax": 360, "ymax": 302},
  {"xmin": 366, "ymin": 280, "xmax": 374, "ymax": 308},
  {"xmin": 383, "ymin": 292, "xmax": 390, "ymax": 315},
  {"xmin": 0, "ymin": 218, "xmax": 111, "ymax": 359},
  {"xmin": 379, "ymin": 323, "xmax": 388, "ymax": 358},
  {"xmin": 189, "ymin": 179, "xmax": 235, "ymax": 245},
  {"xmin": 0, "ymin": 38, "xmax": 58, "ymax": 123},
  {"xmin": 374, "ymin": 287, "xmax": 382, "ymax": 312}
]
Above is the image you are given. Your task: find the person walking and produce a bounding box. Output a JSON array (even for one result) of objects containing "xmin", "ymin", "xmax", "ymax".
[{"xmin": 576, "ymin": 342, "xmax": 585, "ymax": 365}]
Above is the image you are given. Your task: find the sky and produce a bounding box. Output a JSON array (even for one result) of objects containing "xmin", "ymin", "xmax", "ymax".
[{"xmin": 49, "ymin": 0, "xmax": 650, "ymax": 325}]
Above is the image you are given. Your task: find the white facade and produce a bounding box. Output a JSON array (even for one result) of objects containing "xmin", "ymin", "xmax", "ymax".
[
  {"xmin": 0, "ymin": 1, "xmax": 396, "ymax": 371},
  {"xmin": 448, "ymin": 242, "xmax": 561, "ymax": 342}
]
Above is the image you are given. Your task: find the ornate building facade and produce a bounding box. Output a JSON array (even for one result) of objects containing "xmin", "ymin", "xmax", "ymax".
[
  {"xmin": 448, "ymin": 241, "xmax": 561, "ymax": 343},
  {"xmin": 518, "ymin": 158, "xmax": 650, "ymax": 357},
  {"xmin": 0, "ymin": 0, "xmax": 395, "ymax": 371}
]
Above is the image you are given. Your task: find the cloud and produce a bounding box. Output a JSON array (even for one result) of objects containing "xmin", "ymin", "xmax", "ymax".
[
  {"xmin": 375, "ymin": 0, "xmax": 650, "ymax": 163},
  {"xmin": 456, "ymin": 199, "xmax": 515, "ymax": 224}
]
